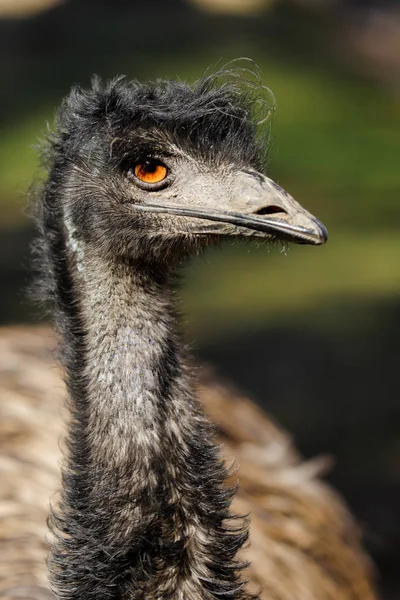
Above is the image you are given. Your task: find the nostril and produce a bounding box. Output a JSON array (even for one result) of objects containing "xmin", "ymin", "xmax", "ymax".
[{"xmin": 255, "ymin": 205, "xmax": 287, "ymax": 216}]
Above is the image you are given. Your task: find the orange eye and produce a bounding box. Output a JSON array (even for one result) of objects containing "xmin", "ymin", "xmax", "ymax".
[{"xmin": 134, "ymin": 160, "xmax": 168, "ymax": 184}]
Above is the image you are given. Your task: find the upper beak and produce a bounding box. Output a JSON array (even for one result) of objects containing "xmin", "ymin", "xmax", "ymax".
[{"xmin": 133, "ymin": 171, "xmax": 328, "ymax": 246}]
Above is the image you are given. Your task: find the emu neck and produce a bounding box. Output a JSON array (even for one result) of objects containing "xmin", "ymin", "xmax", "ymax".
[
  {"xmin": 79, "ymin": 256, "xmax": 180, "ymax": 469},
  {"xmin": 67, "ymin": 251, "xmax": 189, "ymax": 525},
  {"xmin": 51, "ymin": 238, "xmax": 251, "ymax": 600}
]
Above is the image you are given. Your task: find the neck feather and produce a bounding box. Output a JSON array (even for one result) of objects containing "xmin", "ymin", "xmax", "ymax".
[{"xmin": 46, "ymin": 218, "xmax": 255, "ymax": 600}]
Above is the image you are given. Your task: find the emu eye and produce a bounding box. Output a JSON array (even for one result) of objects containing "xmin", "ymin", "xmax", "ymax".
[{"xmin": 134, "ymin": 159, "xmax": 168, "ymax": 184}]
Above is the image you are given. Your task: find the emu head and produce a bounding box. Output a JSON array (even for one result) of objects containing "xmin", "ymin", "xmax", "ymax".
[{"xmin": 43, "ymin": 72, "xmax": 327, "ymax": 266}]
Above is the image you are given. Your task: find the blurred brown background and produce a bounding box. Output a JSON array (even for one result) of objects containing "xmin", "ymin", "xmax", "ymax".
[{"xmin": 0, "ymin": 0, "xmax": 399, "ymax": 596}]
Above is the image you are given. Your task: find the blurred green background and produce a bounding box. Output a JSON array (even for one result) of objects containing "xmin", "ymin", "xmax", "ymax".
[{"xmin": 0, "ymin": 0, "xmax": 399, "ymax": 596}]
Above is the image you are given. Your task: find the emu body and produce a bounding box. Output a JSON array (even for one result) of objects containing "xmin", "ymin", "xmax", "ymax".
[{"xmin": 0, "ymin": 327, "xmax": 379, "ymax": 600}]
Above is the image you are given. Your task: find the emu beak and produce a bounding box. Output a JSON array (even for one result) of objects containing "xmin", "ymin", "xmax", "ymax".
[
  {"xmin": 133, "ymin": 171, "xmax": 328, "ymax": 246},
  {"xmin": 225, "ymin": 171, "xmax": 328, "ymax": 245}
]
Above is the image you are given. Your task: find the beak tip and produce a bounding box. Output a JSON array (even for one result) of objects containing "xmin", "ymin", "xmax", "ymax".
[{"xmin": 315, "ymin": 219, "xmax": 328, "ymax": 245}]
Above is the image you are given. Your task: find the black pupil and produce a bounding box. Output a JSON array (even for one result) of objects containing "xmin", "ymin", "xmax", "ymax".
[{"xmin": 144, "ymin": 159, "xmax": 157, "ymax": 173}]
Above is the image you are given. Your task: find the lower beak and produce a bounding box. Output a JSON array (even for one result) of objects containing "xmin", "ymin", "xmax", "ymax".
[{"xmin": 133, "ymin": 172, "xmax": 328, "ymax": 246}]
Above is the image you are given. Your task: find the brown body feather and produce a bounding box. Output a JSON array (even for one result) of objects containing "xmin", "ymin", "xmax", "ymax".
[{"xmin": 0, "ymin": 326, "xmax": 378, "ymax": 599}]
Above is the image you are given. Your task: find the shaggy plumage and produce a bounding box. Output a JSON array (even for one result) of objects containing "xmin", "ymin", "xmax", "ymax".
[{"xmin": 2, "ymin": 67, "xmax": 376, "ymax": 599}]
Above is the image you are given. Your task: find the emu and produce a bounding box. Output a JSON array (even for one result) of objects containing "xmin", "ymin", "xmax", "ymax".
[{"xmin": 0, "ymin": 69, "xmax": 379, "ymax": 599}]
